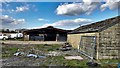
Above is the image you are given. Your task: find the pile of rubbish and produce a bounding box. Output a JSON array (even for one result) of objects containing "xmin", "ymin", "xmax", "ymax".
[
  {"xmin": 59, "ymin": 43, "xmax": 72, "ymax": 51},
  {"xmin": 13, "ymin": 43, "xmax": 73, "ymax": 58},
  {"xmin": 27, "ymin": 54, "xmax": 46, "ymax": 58},
  {"xmin": 14, "ymin": 52, "xmax": 46, "ymax": 58},
  {"xmin": 86, "ymin": 62, "xmax": 98, "ymax": 67},
  {"xmin": 14, "ymin": 52, "xmax": 24, "ymax": 56},
  {"xmin": 13, "ymin": 49, "xmax": 46, "ymax": 58}
]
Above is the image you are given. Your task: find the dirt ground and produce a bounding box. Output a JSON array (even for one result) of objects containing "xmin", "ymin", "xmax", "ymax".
[
  {"xmin": 0, "ymin": 42, "xmax": 119, "ymax": 67},
  {"xmin": 1, "ymin": 43, "xmax": 89, "ymax": 67},
  {"xmin": 0, "ymin": 40, "xmax": 66, "ymax": 45}
]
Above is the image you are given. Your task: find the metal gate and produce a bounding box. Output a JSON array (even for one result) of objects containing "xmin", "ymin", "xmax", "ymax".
[{"xmin": 79, "ymin": 36, "xmax": 96, "ymax": 59}]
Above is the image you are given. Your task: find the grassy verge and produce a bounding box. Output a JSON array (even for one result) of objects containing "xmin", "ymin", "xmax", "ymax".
[
  {"xmin": 2, "ymin": 44, "xmax": 61, "ymax": 58},
  {"xmin": 2, "ymin": 46, "xmax": 18, "ymax": 58},
  {"xmin": 2, "ymin": 44, "xmax": 119, "ymax": 67},
  {"xmin": 41, "ymin": 56, "xmax": 88, "ymax": 67},
  {"xmin": 97, "ymin": 59, "xmax": 119, "ymax": 68},
  {"xmin": 36, "ymin": 44, "xmax": 61, "ymax": 51}
]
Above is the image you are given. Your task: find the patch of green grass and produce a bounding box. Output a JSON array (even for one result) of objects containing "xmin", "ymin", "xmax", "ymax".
[
  {"xmin": 47, "ymin": 48, "xmax": 54, "ymax": 51},
  {"xmin": 36, "ymin": 44, "xmax": 61, "ymax": 51},
  {"xmin": 99, "ymin": 59, "xmax": 119, "ymax": 64},
  {"xmin": 65, "ymin": 60, "xmax": 87, "ymax": 66},
  {"xmin": 2, "ymin": 44, "xmax": 61, "ymax": 58},
  {"xmin": 1, "ymin": 44, "xmax": 92, "ymax": 67},
  {"xmin": 41, "ymin": 56, "xmax": 88, "ymax": 67},
  {"xmin": 2, "ymin": 47, "xmax": 18, "ymax": 58},
  {"xmin": 97, "ymin": 59, "xmax": 119, "ymax": 67},
  {"xmin": 9, "ymin": 47, "xmax": 18, "ymax": 52},
  {"xmin": 2, "ymin": 54, "xmax": 11, "ymax": 58}
]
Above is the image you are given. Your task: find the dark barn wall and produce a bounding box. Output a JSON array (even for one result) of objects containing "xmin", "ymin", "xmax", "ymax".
[
  {"xmin": 29, "ymin": 34, "xmax": 44, "ymax": 41},
  {"xmin": 23, "ymin": 26, "xmax": 68, "ymax": 41},
  {"xmin": 56, "ymin": 34, "xmax": 67, "ymax": 41},
  {"xmin": 44, "ymin": 33, "xmax": 56, "ymax": 41},
  {"xmin": 29, "ymin": 36, "xmax": 44, "ymax": 41}
]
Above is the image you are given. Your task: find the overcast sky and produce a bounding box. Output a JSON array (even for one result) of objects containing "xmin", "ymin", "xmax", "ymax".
[{"xmin": 0, "ymin": 0, "xmax": 119, "ymax": 30}]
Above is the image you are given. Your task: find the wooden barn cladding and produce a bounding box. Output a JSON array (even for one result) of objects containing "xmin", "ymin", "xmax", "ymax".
[
  {"xmin": 23, "ymin": 26, "xmax": 71, "ymax": 41},
  {"xmin": 67, "ymin": 16, "xmax": 120, "ymax": 59}
]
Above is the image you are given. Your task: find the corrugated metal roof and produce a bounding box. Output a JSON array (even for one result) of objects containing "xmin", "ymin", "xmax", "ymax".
[
  {"xmin": 24, "ymin": 26, "xmax": 72, "ymax": 34},
  {"xmin": 69, "ymin": 16, "xmax": 120, "ymax": 34}
]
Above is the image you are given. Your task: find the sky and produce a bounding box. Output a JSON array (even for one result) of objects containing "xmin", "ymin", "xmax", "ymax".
[{"xmin": 0, "ymin": 0, "xmax": 119, "ymax": 30}]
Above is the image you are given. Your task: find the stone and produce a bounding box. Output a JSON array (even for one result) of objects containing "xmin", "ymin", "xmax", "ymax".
[{"xmin": 64, "ymin": 56, "xmax": 83, "ymax": 60}]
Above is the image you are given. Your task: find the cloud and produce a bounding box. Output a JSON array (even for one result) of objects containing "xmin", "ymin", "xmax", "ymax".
[
  {"xmin": 12, "ymin": 19, "xmax": 25, "ymax": 25},
  {"xmin": 40, "ymin": 18, "xmax": 93, "ymax": 29},
  {"xmin": 0, "ymin": 9, "xmax": 2, "ymax": 12},
  {"xmin": 2, "ymin": 2, "xmax": 37, "ymax": 13},
  {"xmin": 1, "ymin": 2, "xmax": 30, "ymax": 13},
  {"xmin": 100, "ymin": 0, "xmax": 119, "ymax": 11},
  {"xmin": 56, "ymin": 1, "xmax": 100, "ymax": 16},
  {"xmin": 0, "ymin": 0, "xmax": 12, "ymax": 2},
  {"xmin": 83, "ymin": 0, "xmax": 101, "ymax": 4},
  {"xmin": 56, "ymin": 0, "xmax": 119, "ymax": 16},
  {"xmin": 0, "ymin": 3, "xmax": 2, "ymax": 12},
  {"xmin": 16, "ymin": 6, "xmax": 29, "ymax": 12},
  {"xmin": 0, "ymin": 15, "xmax": 25, "ymax": 25},
  {"xmin": 38, "ymin": 18, "xmax": 49, "ymax": 22},
  {"xmin": 53, "ymin": 18, "xmax": 93, "ymax": 26},
  {"xmin": 0, "ymin": 0, "xmax": 25, "ymax": 2}
]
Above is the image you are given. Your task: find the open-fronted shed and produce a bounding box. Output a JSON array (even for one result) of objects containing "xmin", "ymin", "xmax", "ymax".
[{"xmin": 23, "ymin": 26, "xmax": 70, "ymax": 41}]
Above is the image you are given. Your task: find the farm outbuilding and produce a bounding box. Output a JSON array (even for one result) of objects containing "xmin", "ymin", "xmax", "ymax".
[
  {"xmin": 23, "ymin": 26, "xmax": 70, "ymax": 41},
  {"xmin": 67, "ymin": 16, "xmax": 120, "ymax": 59}
]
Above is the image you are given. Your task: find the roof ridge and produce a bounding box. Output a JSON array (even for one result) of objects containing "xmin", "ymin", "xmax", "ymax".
[{"xmin": 70, "ymin": 16, "xmax": 120, "ymax": 34}]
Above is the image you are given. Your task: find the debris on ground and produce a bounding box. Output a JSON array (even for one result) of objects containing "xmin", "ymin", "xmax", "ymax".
[
  {"xmin": 44, "ymin": 44, "xmax": 51, "ymax": 46},
  {"xmin": 64, "ymin": 56, "xmax": 83, "ymax": 60},
  {"xmin": 26, "ymin": 54, "xmax": 46, "ymax": 58},
  {"xmin": 14, "ymin": 52, "xmax": 24, "ymax": 56},
  {"xmin": 14, "ymin": 52, "xmax": 46, "ymax": 58},
  {"xmin": 86, "ymin": 62, "xmax": 98, "ymax": 67},
  {"xmin": 59, "ymin": 43, "xmax": 72, "ymax": 51},
  {"xmin": 27, "ymin": 54, "xmax": 38, "ymax": 58},
  {"xmin": 2, "ymin": 42, "xmax": 5, "ymax": 44},
  {"xmin": 38, "ymin": 56, "xmax": 46, "ymax": 58},
  {"xmin": 46, "ymin": 51, "xmax": 62, "ymax": 56}
]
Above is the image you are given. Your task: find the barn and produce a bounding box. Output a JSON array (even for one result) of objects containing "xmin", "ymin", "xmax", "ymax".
[
  {"xmin": 67, "ymin": 16, "xmax": 120, "ymax": 59},
  {"xmin": 23, "ymin": 26, "xmax": 70, "ymax": 41}
]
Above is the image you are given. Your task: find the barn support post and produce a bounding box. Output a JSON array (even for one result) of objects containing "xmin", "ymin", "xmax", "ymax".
[{"xmin": 56, "ymin": 34, "xmax": 59, "ymax": 41}]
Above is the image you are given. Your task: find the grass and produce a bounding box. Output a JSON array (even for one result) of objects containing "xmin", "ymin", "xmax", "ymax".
[
  {"xmin": 99, "ymin": 59, "xmax": 119, "ymax": 63},
  {"xmin": 36, "ymin": 44, "xmax": 61, "ymax": 51},
  {"xmin": 2, "ymin": 44, "xmax": 89, "ymax": 67},
  {"xmin": 98, "ymin": 59, "xmax": 119, "ymax": 67},
  {"xmin": 2, "ymin": 44, "xmax": 61, "ymax": 58},
  {"xmin": 41, "ymin": 56, "xmax": 88, "ymax": 67},
  {"xmin": 2, "ymin": 46, "xmax": 18, "ymax": 58},
  {"xmin": 2, "ymin": 44, "xmax": 119, "ymax": 67}
]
